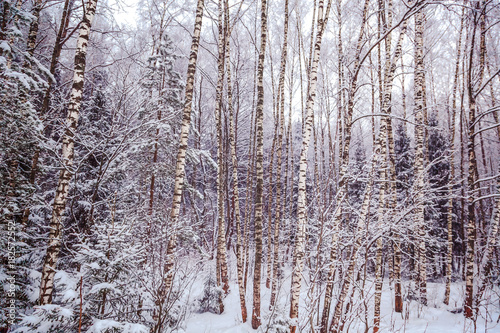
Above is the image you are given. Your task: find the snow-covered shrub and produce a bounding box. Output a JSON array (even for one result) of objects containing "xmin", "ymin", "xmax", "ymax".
[
  {"xmin": 13, "ymin": 304, "xmax": 74, "ymax": 333},
  {"xmin": 86, "ymin": 319, "xmax": 149, "ymax": 333},
  {"xmin": 261, "ymin": 311, "xmax": 292, "ymax": 333},
  {"xmin": 197, "ymin": 274, "xmax": 222, "ymax": 314}
]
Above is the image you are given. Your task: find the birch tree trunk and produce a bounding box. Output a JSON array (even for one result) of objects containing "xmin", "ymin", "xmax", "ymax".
[
  {"xmin": 320, "ymin": 1, "xmax": 369, "ymax": 330},
  {"xmin": 289, "ymin": 2, "xmax": 332, "ymax": 332},
  {"xmin": 270, "ymin": 0, "xmax": 289, "ymax": 309},
  {"xmin": 444, "ymin": 7, "xmax": 464, "ymax": 306},
  {"xmin": 39, "ymin": 0, "xmax": 98, "ymax": 305},
  {"xmin": 251, "ymin": 0, "xmax": 267, "ymax": 328},
  {"xmin": 413, "ymin": 7, "xmax": 427, "ymax": 306},
  {"xmin": 26, "ymin": 0, "xmax": 42, "ymax": 56},
  {"xmin": 374, "ymin": 19, "xmax": 407, "ymax": 329},
  {"xmin": 162, "ymin": 0, "xmax": 204, "ymax": 298},
  {"xmin": 224, "ymin": 0, "xmax": 247, "ymax": 322},
  {"xmin": 243, "ymin": 91, "xmax": 257, "ymax": 292},
  {"xmin": 464, "ymin": 0, "xmax": 485, "ymax": 317},
  {"xmin": 266, "ymin": 125, "xmax": 276, "ymax": 289},
  {"xmin": 22, "ymin": 0, "xmax": 74, "ymax": 225},
  {"xmin": 328, "ymin": 156, "xmax": 376, "ymax": 333},
  {"xmin": 215, "ymin": 0, "xmax": 229, "ymax": 312}
]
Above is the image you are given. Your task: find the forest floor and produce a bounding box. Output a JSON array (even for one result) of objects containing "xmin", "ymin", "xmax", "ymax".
[{"xmin": 180, "ymin": 265, "xmax": 500, "ymax": 333}]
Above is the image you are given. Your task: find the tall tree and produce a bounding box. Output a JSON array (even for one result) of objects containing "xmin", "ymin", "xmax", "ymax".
[
  {"xmin": 289, "ymin": 1, "xmax": 332, "ymax": 332},
  {"xmin": 224, "ymin": 0, "xmax": 247, "ymax": 322},
  {"xmin": 251, "ymin": 0, "xmax": 267, "ymax": 328},
  {"xmin": 162, "ymin": 0, "xmax": 205, "ymax": 298},
  {"xmin": 464, "ymin": 0, "xmax": 486, "ymax": 318},
  {"xmin": 444, "ymin": 6, "xmax": 464, "ymax": 306},
  {"xmin": 320, "ymin": 0, "xmax": 370, "ymax": 330},
  {"xmin": 39, "ymin": 0, "xmax": 99, "ymax": 305},
  {"xmin": 215, "ymin": 0, "xmax": 230, "ymax": 313},
  {"xmin": 270, "ymin": 0, "xmax": 289, "ymax": 310},
  {"xmin": 413, "ymin": 5, "xmax": 428, "ymax": 306}
]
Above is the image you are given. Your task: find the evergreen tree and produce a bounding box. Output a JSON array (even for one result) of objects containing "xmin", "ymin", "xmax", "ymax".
[
  {"xmin": 394, "ymin": 123, "xmax": 414, "ymax": 195},
  {"xmin": 0, "ymin": 2, "xmax": 48, "ymax": 329},
  {"xmin": 426, "ymin": 113, "xmax": 450, "ymax": 280}
]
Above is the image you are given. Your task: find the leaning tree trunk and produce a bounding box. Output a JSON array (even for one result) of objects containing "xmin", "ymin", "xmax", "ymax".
[
  {"xmin": 413, "ymin": 7, "xmax": 427, "ymax": 306},
  {"xmin": 475, "ymin": 45, "xmax": 500, "ymax": 308},
  {"xmin": 251, "ymin": 0, "xmax": 268, "ymax": 328},
  {"xmin": 329, "ymin": 151, "xmax": 377, "ymax": 333},
  {"xmin": 289, "ymin": 1, "xmax": 332, "ymax": 332},
  {"xmin": 39, "ymin": 0, "xmax": 98, "ymax": 305},
  {"xmin": 162, "ymin": 0, "xmax": 205, "ymax": 298},
  {"xmin": 22, "ymin": 0, "xmax": 74, "ymax": 225}
]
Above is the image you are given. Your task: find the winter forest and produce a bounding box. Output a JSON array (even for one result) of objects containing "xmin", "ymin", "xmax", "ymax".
[{"xmin": 1, "ymin": 0, "xmax": 500, "ymax": 331}]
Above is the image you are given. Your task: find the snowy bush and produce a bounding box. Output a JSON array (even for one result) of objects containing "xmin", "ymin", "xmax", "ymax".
[
  {"xmin": 86, "ymin": 319, "xmax": 149, "ymax": 333},
  {"xmin": 261, "ymin": 312, "xmax": 291, "ymax": 333},
  {"xmin": 197, "ymin": 274, "xmax": 222, "ymax": 314},
  {"xmin": 13, "ymin": 304, "xmax": 74, "ymax": 333}
]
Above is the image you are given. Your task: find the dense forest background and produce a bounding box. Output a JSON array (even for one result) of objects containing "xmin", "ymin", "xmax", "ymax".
[{"xmin": 1, "ymin": 0, "xmax": 500, "ymax": 332}]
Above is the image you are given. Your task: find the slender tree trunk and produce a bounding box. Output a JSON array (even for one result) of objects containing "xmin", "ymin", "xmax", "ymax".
[
  {"xmin": 464, "ymin": 0, "xmax": 485, "ymax": 317},
  {"xmin": 270, "ymin": 0, "xmax": 289, "ymax": 309},
  {"xmin": 162, "ymin": 0, "xmax": 205, "ymax": 299},
  {"xmin": 265, "ymin": 125, "xmax": 276, "ymax": 289},
  {"xmin": 289, "ymin": 2, "xmax": 332, "ymax": 332},
  {"xmin": 374, "ymin": 20, "xmax": 408, "ymax": 332},
  {"xmin": 329, "ymin": 158, "xmax": 376, "ymax": 333},
  {"xmin": 22, "ymin": 0, "xmax": 74, "ymax": 225},
  {"xmin": 39, "ymin": 0, "xmax": 98, "ymax": 305},
  {"xmin": 224, "ymin": 0, "xmax": 246, "ymax": 322},
  {"xmin": 320, "ymin": 1, "xmax": 369, "ymax": 330},
  {"xmin": 251, "ymin": 0, "xmax": 267, "ymax": 328},
  {"xmin": 444, "ymin": 7, "xmax": 464, "ymax": 306},
  {"xmin": 243, "ymin": 87, "xmax": 257, "ymax": 292},
  {"xmin": 215, "ymin": 0, "xmax": 229, "ymax": 313},
  {"xmin": 413, "ymin": 7, "xmax": 427, "ymax": 306},
  {"xmin": 376, "ymin": 0, "xmax": 404, "ymax": 315}
]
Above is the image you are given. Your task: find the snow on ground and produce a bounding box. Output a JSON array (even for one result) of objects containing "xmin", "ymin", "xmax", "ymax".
[{"xmin": 179, "ymin": 265, "xmax": 500, "ymax": 333}]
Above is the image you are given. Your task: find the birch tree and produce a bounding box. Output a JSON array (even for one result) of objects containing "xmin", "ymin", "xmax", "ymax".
[
  {"xmin": 162, "ymin": 0, "xmax": 205, "ymax": 298},
  {"xmin": 39, "ymin": 0, "xmax": 99, "ymax": 305},
  {"xmin": 413, "ymin": 5, "xmax": 428, "ymax": 306},
  {"xmin": 444, "ymin": 7, "xmax": 464, "ymax": 306},
  {"xmin": 320, "ymin": 1, "xmax": 370, "ymax": 329},
  {"xmin": 464, "ymin": 0, "xmax": 486, "ymax": 318},
  {"xmin": 251, "ymin": 0, "xmax": 268, "ymax": 328},
  {"xmin": 289, "ymin": 1, "xmax": 332, "ymax": 332},
  {"xmin": 270, "ymin": 0, "xmax": 289, "ymax": 310},
  {"xmin": 224, "ymin": 0, "xmax": 247, "ymax": 322},
  {"xmin": 215, "ymin": 0, "xmax": 229, "ymax": 312}
]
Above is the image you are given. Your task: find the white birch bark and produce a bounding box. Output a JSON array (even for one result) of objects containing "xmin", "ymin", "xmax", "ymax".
[
  {"xmin": 320, "ymin": 1, "xmax": 369, "ymax": 330},
  {"xmin": 162, "ymin": 0, "xmax": 205, "ymax": 297},
  {"xmin": 215, "ymin": 0, "xmax": 229, "ymax": 312},
  {"xmin": 444, "ymin": 7, "xmax": 464, "ymax": 306},
  {"xmin": 39, "ymin": 0, "xmax": 98, "ymax": 305},
  {"xmin": 270, "ymin": 0, "xmax": 289, "ymax": 309},
  {"xmin": 413, "ymin": 7, "xmax": 427, "ymax": 306},
  {"xmin": 251, "ymin": 0, "xmax": 267, "ymax": 328},
  {"xmin": 289, "ymin": 1, "xmax": 332, "ymax": 332},
  {"xmin": 224, "ymin": 0, "xmax": 247, "ymax": 321}
]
